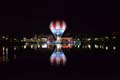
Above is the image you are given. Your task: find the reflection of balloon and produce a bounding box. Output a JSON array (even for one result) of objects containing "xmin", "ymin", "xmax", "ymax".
[
  {"xmin": 49, "ymin": 20, "xmax": 67, "ymax": 35},
  {"xmin": 50, "ymin": 49, "xmax": 66, "ymax": 65}
]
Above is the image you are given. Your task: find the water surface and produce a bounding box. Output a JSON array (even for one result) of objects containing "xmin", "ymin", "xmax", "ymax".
[{"xmin": 0, "ymin": 44, "xmax": 120, "ymax": 80}]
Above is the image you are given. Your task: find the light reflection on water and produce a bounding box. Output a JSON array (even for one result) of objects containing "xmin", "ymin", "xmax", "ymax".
[
  {"xmin": 81, "ymin": 44, "xmax": 117, "ymax": 51},
  {"xmin": 0, "ymin": 47, "xmax": 9, "ymax": 63},
  {"xmin": 0, "ymin": 43, "xmax": 119, "ymax": 64},
  {"xmin": 50, "ymin": 47, "xmax": 67, "ymax": 65}
]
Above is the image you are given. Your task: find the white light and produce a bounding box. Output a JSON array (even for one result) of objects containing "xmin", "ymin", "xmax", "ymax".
[
  {"xmin": 95, "ymin": 44, "xmax": 98, "ymax": 49},
  {"xmin": 95, "ymin": 38, "xmax": 98, "ymax": 40},
  {"xmin": 6, "ymin": 48, "xmax": 8, "ymax": 52},
  {"xmin": 6, "ymin": 37, "xmax": 8, "ymax": 40},
  {"xmin": 6, "ymin": 48, "xmax": 8, "ymax": 56},
  {"xmin": 14, "ymin": 46, "xmax": 16, "ymax": 50},
  {"xmin": 78, "ymin": 45, "xmax": 80, "ymax": 48},
  {"xmin": 23, "ymin": 37, "xmax": 26, "ymax": 40},
  {"xmin": 42, "ymin": 44, "xmax": 47, "ymax": 48},
  {"xmin": 24, "ymin": 45, "xmax": 27, "ymax": 49},
  {"xmin": 56, "ymin": 44, "xmax": 62, "ymax": 49},
  {"xmin": 31, "ymin": 45, "xmax": 33, "ymax": 49},
  {"xmin": 68, "ymin": 44, "xmax": 71, "ymax": 47},
  {"xmin": 38, "ymin": 39, "xmax": 40, "ymax": 41},
  {"xmin": 105, "ymin": 46, "xmax": 108, "ymax": 50},
  {"xmin": 105, "ymin": 36, "xmax": 109, "ymax": 39},
  {"xmin": 75, "ymin": 45, "xmax": 76, "ymax": 47},
  {"xmin": 2, "ymin": 46, "xmax": 5, "ymax": 51},
  {"xmin": 113, "ymin": 46, "xmax": 116, "ymax": 50},
  {"xmin": 2, "ymin": 36, "xmax": 5, "ymax": 39},
  {"xmin": 23, "ymin": 37, "xmax": 26, "ymax": 41},
  {"xmin": 38, "ymin": 45, "xmax": 40, "ymax": 48},
  {"xmin": 2, "ymin": 47, "xmax": 5, "ymax": 55},
  {"xmin": 57, "ymin": 37, "xmax": 61, "ymax": 41},
  {"xmin": 113, "ymin": 36, "xmax": 116, "ymax": 39},
  {"xmin": 88, "ymin": 38, "xmax": 91, "ymax": 41},
  {"xmin": 25, "ymin": 43, "xmax": 28, "ymax": 45},
  {"xmin": 2, "ymin": 51, "xmax": 5, "ymax": 56},
  {"xmin": 88, "ymin": 44, "xmax": 91, "ymax": 49}
]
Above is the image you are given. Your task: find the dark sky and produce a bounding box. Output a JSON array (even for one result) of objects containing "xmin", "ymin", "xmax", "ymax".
[{"xmin": 0, "ymin": 0, "xmax": 120, "ymax": 34}]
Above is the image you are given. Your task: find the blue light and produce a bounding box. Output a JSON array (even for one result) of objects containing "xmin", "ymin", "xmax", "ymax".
[
  {"xmin": 51, "ymin": 29, "xmax": 65, "ymax": 35},
  {"xmin": 51, "ymin": 51, "xmax": 65, "ymax": 58}
]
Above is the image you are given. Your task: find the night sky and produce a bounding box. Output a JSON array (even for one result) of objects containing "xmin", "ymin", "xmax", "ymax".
[{"xmin": 0, "ymin": 0, "xmax": 120, "ymax": 34}]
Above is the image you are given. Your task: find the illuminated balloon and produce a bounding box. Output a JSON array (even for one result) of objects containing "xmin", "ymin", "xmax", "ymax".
[{"xmin": 49, "ymin": 20, "xmax": 67, "ymax": 35}]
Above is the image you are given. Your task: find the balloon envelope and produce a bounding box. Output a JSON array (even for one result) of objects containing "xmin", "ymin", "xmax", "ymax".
[{"xmin": 49, "ymin": 20, "xmax": 67, "ymax": 35}]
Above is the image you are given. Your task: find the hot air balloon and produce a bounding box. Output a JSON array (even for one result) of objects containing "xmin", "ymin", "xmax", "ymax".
[{"xmin": 49, "ymin": 20, "xmax": 67, "ymax": 43}]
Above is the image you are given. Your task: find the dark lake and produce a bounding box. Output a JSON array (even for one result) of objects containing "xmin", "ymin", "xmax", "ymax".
[{"xmin": 0, "ymin": 43, "xmax": 120, "ymax": 80}]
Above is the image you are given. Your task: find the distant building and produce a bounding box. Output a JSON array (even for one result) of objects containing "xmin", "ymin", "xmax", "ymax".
[{"xmin": 60, "ymin": 37, "xmax": 73, "ymax": 42}]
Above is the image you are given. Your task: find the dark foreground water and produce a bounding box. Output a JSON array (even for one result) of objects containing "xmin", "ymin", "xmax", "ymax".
[{"xmin": 0, "ymin": 44, "xmax": 120, "ymax": 80}]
